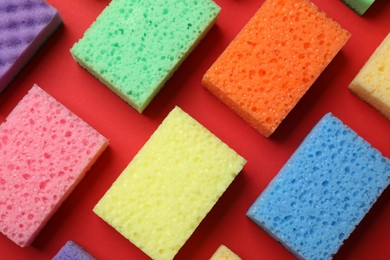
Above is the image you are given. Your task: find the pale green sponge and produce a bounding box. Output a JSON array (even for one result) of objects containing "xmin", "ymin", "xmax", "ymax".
[
  {"xmin": 342, "ymin": 0, "xmax": 375, "ymax": 15},
  {"xmin": 93, "ymin": 107, "xmax": 246, "ymax": 260},
  {"xmin": 71, "ymin": 0, "xmax": 220, "ymax": 112}
]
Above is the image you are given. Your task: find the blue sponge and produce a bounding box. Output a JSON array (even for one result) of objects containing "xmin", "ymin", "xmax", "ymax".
[
  {"xmin": 247, "ymin": 113, "xmax": 390, "ymax": 260},
  {"xmin": 52, "ymin": 241, "xmax": 95, "ymax": 260}
]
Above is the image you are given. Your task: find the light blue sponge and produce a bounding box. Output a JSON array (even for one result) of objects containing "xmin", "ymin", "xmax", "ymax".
[{"xmin": 247, "ymin": 113, "xmax": 390, "ymax": 260}]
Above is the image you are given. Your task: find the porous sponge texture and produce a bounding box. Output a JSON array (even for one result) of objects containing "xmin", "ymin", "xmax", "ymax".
[
  {"xmin": 203, "ymin": 0, "xmax": 350, "ymax": 137},
  {"xmin": 71, "ymin": 0, "xmax": 220, "ymax": 112},
  {"xmin": 53, "ymin": 241, "xmax": 96, "ymax": 260},
  {"xmin": 93, "ymin": 107, "xmax": 246, "ymax": 260},
  {"xmin": 0, "ymin": 0, "xmax": 62, "ymax": 92},
  {"xmin": 0, "ymin": 85, "xmax": 108, "ymax": 247},
  {"xmin": 349, "ymin": 33, "xmax": 390, "ymax": 120},
  {"xmin": 210, "ymin": 245, "xmax": 241, "ymax": 260},
  {"xmin": 247, "ymin": 113, "xmax": 390, "ymax": 260},
  {"xmin": 342, "ymin": 0, "xmax": 375, "ymax": 15}
]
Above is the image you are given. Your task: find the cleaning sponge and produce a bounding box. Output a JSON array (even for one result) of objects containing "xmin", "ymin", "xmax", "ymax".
[
  {"xmin": 247, "ymin": 113, "xmax": 390, "ymax": 259},
  {"xmin": 342, "ymin": 0, "xmax": 375, "ymax": 15},
  {"xmin": 210, "ymin": 245, "xmax": 241, "ymax": 260},
  {"xmin": 0, "ymin": 85, "xmax": 108, "ymax": 247},
  {"xmin": 93, "ymin": 107, "xmax": 246, "ymax": 260},
  {"xmin": 53, "ymin": 241, "xmax": 95, "ymax": 260},
  {"xmin": 71, "ymin": 0, "xmax": 220, "ymax": 112},
  {"xmin": 202, "ymin": 0, "xmax": 350, "ymax": 137},
  {"xmin": 349, "ymin": 33, "xmax": 390, "ymax": 120},
  {"xmin": 0, "ymin": 0, "xmax": 62, "ymax": 93}
]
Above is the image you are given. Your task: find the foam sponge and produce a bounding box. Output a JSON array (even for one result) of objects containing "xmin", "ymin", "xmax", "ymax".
[
  {"xmin": 247, "ymin": 113, "xmax": 390, "ymax": 259},
  {"xmin": 71, "ymin": 0, "xmax": 220, "ymax": 112},
  {"xmin": 94, "ymin": 107, "xmax": 246, "ymax": 260},
  {"xmin": 0, "ymin": 0, "xmax": 62, "ymax": 93},
  {"xmin": 203, "ymin": 0, "xmax": 350, "ymax": 137},
  {"xmin": 53, "ymin": 241, "xmax": 95, "ymax": 260},
  {"xmin": 349, "ymin": 33, "xmax": 390, "ymax": 120},
  {"xmin": 0, "ymin": 85, "xmax": 108, "ymax": 247},
  {"xmin": 342, "ymin": 0, "xmax": 375, "ymax": 15},
  {"xmin": 210, "ymin": 245, "xmax": 241, "ymax": 260}
]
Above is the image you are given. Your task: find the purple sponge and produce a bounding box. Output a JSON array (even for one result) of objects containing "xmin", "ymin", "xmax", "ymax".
[
  {"xmin": 0, "ymin": 0, "xmax": 62, "ymax": 92},
  {"xmin": 53, "ymin": 241, "xmax": 95, "ymax": 260}
]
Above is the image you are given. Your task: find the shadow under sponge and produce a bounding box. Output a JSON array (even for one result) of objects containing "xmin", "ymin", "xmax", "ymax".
[{"xmin": 247, "ymin": 113, "xmax": 390, "ymax": 259}]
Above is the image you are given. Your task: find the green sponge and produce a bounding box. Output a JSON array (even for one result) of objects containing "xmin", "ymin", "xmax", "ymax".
[
  {"xmin": 71, "ymin": 0, "xmax": 220, "ymax": 112},
  {"xmin": 93, "ymin": 107, "xmax": 246, "ymax": 260},
  {"xmin": 342, "ymin": 0, "xmax": 375, "ymax": 15}
]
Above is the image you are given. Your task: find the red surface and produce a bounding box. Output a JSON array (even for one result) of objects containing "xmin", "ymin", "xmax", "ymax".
[{"xmin": 0, "ymin": 0, "xmax": 389, "ymax": 259}]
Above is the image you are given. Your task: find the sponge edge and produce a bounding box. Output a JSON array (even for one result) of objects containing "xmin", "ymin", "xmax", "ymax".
[
  {"xmin": 210, "ymin": 245, "xmax": 241, "ymax": 260},
  {"xmin": 202, "ymin": 0, "xmax": 350, "ymax": 137},
  {"xmin": 0, "ymin": 0, "xmax": 62, "ymax": 93},
  {"xmin": 53, "ymin": 241, "xmax": 96, "ymax": 260},
  {"xmin": 0, "ymin": 85, "xmax": 108, "ymax": 247},
  {"xmin": 342, "ymin": 0, "xmax": 375, "ymax": 15},
  {"xmin": 247, "ymin": 113, "xmax": 390, "ymax": 259},
  {"xmin": 93, "ymin": 106, "xmax": 246, "ymax": 260},
  {"xmin": 71, "ymin": 0, "xmax": 220, "ymax": 112},
  {"xmin": 349, "ymin": 33, "xmax": 390, "ymax": 120}
]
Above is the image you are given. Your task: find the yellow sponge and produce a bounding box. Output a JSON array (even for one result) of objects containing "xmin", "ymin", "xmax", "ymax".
[
  {"xmin": 349, "ymin": 33, "xmax": 390, "ymax": 120},
  {"xmin": 93, "ymin": 107, "xmax": 246, "ymax": 260},
  {"xmin": 210, "ymin": 245, "xmax": 241, "ymax": 260}
]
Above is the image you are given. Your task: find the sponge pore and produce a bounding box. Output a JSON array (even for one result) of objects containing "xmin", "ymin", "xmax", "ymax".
[
  {"xmin": 203, "ymin": 0, "xmax": 350, "ymax": 137},
  {"xmin": 0, "ymin": 0, "xmax": 62, "ymax": 93},
  {"xmin": 93, "ymin": 106, "xmax": 246, "ymax": 260},
  {"xmin": 53, "ymin": 241, "xmax": 95, "ymax": 260},
  {"xmin": 0, "ymin": 85, "xmax": 108, "ymax": 247},
  {"xmin": 71, "ymin": 0, "xmax": 220, "ymax": 112},
  {"xmin": 247, "ymin": 113, "xmax": 390, "ymax": 259},
  {"xmin": 349, "ymin": 33, "xmax": 390, "ymax": 120}
]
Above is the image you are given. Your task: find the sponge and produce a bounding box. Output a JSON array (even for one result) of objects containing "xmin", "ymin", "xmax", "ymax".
[
  {"xmin": 71, "ymin": 0, "xmax": 220, "ymax": 112},
  {"xmin": 0, "ymin": 85, "xmax": 108, "ymax": 247},
  {"xmin": 53, "ymin": 241, "xmax": 95, "ymax": 260},
  {"xmin": 342, "ymin": 0, "xmax": 375, "ymax": 15},
  {"xmin": 93, "ymin": 107, "xmax": 246, "ymax": 260},
  {"xmin": 0, "ymin": 0, "xmax": 62, "ymax": 93},
  {"xmin": 349, "ymin": 33, "xmax": 390, "ymax": 120},
  {"xmin": 247, "ymin": 113, "xmax": 390, "ymax": 259},
  {"xmin": 202, "ymin": 0, "xmax": 350, "ymax": 137},
  {"xmin": 210, "ymin": 245, "xmax": 241, "ymax": 260}
]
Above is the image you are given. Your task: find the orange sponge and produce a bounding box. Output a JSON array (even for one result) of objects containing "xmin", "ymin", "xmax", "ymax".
[{"xmin": 203, "ymin": 0, "xmax": 350, "ymax": 137}]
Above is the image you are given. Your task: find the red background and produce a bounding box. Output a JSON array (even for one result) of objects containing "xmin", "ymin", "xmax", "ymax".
[{"xmin": 0, "ymin": 0, "xmax": 389, "ymax": 259}]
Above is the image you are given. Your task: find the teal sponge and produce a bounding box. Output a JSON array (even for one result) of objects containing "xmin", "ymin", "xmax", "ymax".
[
  {"xmin": 342, "ymin": 0, "xmax": 375, "ymax": 15},
  {"xmin": 71, "ymin": 0, "xmax": 220, "ymax": 112}
]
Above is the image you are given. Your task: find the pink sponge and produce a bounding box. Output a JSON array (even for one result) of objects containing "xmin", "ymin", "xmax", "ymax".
[{"xmin": 0, "ymin": 85, "xmax": 108, "ymax": 247}]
